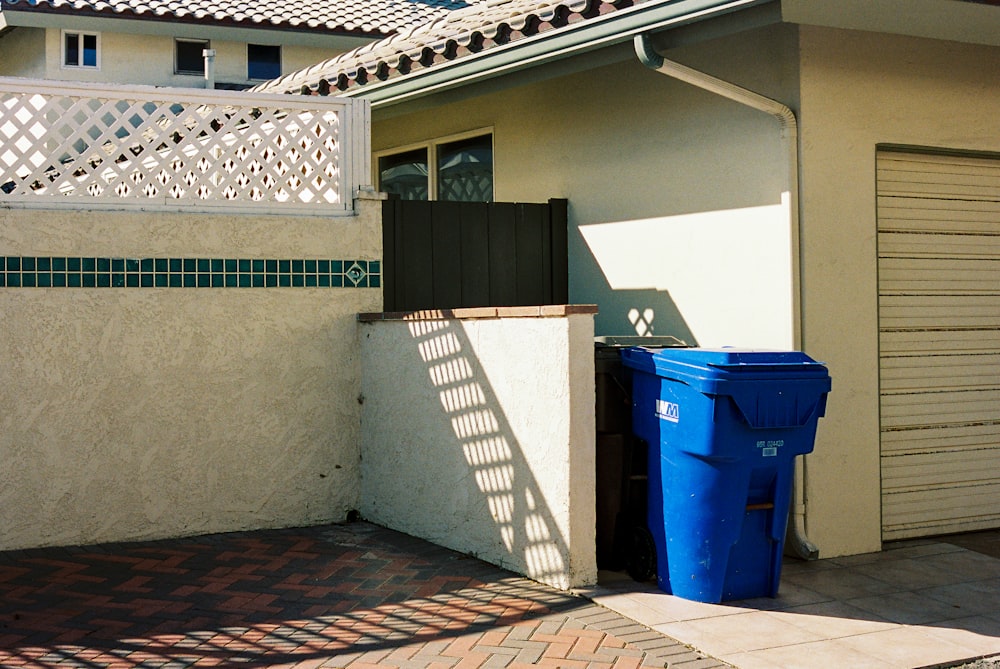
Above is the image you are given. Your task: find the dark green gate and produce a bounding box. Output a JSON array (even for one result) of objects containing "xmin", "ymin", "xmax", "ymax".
[{"xmin": 382, "ymin": 198, "xmax": 568, "ymax": 312}]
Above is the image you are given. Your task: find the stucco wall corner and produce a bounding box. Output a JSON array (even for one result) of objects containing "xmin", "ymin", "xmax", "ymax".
[
  {"xmin": 359, "ymin": 311, "xmax": 598, "ymax": 590},
  {"xmin": 566, "ymin": 312, "xmax": 598, "ymax": 587},
  {"xmin": 796, "ymin": 26, "xmax": 1000, "ymax": 555},
  {"xmin": 345, "ymin": 195, "xmax": 385, "ymax": 263}
]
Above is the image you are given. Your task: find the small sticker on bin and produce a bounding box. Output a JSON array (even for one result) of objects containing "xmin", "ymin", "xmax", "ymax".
[
  {"xmin": 656, "ymin": 399, "xmax": 679, "ymax": 423},
  {"xmin": 757, "ymin": 440, "xmax": 783, "ymax": 457}
]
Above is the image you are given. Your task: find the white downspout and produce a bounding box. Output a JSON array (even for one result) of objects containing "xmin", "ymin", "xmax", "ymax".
[{"xmin": 634, "ymin": 34, "xmax": 817, "ymax": 560}]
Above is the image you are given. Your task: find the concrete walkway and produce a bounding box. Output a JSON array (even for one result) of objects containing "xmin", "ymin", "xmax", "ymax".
[
  {"xmin": 584, "ymin": 532, "xmax": 1000, "ymax": 669},
  {"xmin": 0, "ymin": 522, "xmax": 722, "ymax": 668}
]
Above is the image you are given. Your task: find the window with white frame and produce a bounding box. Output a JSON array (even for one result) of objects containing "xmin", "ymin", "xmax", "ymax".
[
  {"xmin": 62, "ymin": 31, "xmax": 100, "ymax": 69},
  {"xmin": 175, "ymin": 39, "xmax": 209, "ymax": 75},
  {"xmin": 377, "ymin": 131, "xmax": 493, "ymax": 202}
]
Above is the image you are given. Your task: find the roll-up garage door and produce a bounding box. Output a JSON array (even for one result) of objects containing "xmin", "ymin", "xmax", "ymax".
[{"xmin": 877, "ymin": 149, "xmax": 1000, "ymax": 540}]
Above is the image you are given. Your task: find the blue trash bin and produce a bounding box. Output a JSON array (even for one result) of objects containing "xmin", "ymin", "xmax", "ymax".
[{"xmin": 621, "ymin": 347, "xmax": 831, "ymax": 603}]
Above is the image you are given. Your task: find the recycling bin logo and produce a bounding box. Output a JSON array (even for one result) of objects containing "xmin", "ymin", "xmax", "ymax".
[{"xmin": 655, "ymin": 399, "xmax": 679, "ymax": 423}]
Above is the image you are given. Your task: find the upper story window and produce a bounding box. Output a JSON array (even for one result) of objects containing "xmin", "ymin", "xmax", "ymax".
[
  {"xmin": 62, "ymin": 31, "xmax": 99, "ymax": 69},
  {"xmin": 175, "ymin": 39, "xmax": 209, "ymax": 75},
  {"xmin": 377, "ymin": 131, "xmax": 494, "ymax": 202},
  {"xmin": 248, "ymin": 44, "xmax": 281, "ymax": 80}
]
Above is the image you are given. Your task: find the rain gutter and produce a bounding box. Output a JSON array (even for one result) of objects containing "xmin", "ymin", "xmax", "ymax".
[
  {"xmin": 634, "ymin": 33, "xmax": 816, "ymax": 560},
  {"xmin": 344, "ymin": 0, "xmax": 768, "ymax": 109}
]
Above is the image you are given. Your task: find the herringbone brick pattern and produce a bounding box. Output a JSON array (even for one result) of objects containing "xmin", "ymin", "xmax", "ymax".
[{"xmin": 0, "ymin": 522, "xmax": 725, "ymax": 668}]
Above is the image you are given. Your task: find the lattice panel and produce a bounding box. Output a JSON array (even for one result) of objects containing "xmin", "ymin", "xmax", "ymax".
[{"xmin": 0, "ymin": 79, "xmax": 367, "ymax": 212}]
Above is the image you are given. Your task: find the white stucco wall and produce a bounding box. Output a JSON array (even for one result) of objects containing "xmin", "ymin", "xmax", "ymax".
[
  {"xmin": 372, "ymin": 26, "xmax": 799, "ymax": 349},
  {"xmin": 359, "ymin": 307, "xmax": 598, "ymax": 590},
  {"xmin": 0, "ymin": 200, "xmax": 382, "ymax": 550},
  {"xmin": 797, "ymin": 26, "xmax": 1000, "ymax": 556}
]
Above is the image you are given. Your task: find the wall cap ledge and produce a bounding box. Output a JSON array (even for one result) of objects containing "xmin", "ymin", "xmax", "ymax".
[
  {"xmin": 358, "ymin": 304, "xmax": 598, "ymax": 322},
  {"xmin": 354, "ymin": 188, "xmax": 389, "ymax": 201}
]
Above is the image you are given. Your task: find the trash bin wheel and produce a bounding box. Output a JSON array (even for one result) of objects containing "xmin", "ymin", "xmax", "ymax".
[{"xmin": 626, "ymin": 526, "xmax": 656, "ymax": 582}]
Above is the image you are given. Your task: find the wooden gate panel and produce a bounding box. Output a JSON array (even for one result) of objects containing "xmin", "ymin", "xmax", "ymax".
[
  {"xmin": 382, "ymin": 198, "xmax": 568, "ymax": 311},
  {"xmin": 431, "ymin": 203, "xmax": 464, "ymax": 310},
  {"xmin": 514, "ymin": 205, "xmax": 552, "ymax": 304},
  {"xmin": 488, "ymin": 203, "xmax": 518, "ymax": 307},
  {"xmin": 398, "ymin": 200, "xmax": 435, "ymax": 312},
  {"xmin": 459, "ymin": 202, "xmax": 491, "ymax": 307}
]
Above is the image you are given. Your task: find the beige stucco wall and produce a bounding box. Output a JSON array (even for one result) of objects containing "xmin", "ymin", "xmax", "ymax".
[
  {"xmin": 359, "ymin": 307, "xmax": 598, "ymax": 590},
  {"xmin": 0, "ymin": 200, "xmax": 382, "ymax": 551},
  {"xmin": 372, "ymin": 26, "xmax": 800, "ymax": 348},
  {"xmin": 36, "ymin": 28, "xmax": 341, "ymax": 88},
  {"xmin": 368, "ymin": 21, "xmax": 1000, "ymax": 561},
  {"xmin": 0, "ymin": 27, "xmax": 46, "ymax": 78},
  {"xmin": 796, "ymin": 26, "xmax": 1000, "ymax": 556}
]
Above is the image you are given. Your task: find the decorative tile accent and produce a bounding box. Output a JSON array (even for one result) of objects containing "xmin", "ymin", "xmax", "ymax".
[{"xmin": 0, "ymin": 257, "xmax": 380, "ymax": 289}]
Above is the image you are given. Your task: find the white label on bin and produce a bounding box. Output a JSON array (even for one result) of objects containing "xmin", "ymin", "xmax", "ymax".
[
  {"xmin": 656, "ymin": 399, "xmax": 679, "ymax": 423},
  {"xmin": 757, "ymin": 440, "xmax": 783, "ymax": 457}
]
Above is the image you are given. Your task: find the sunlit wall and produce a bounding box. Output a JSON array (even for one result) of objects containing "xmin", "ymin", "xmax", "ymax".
[{"xmin": 371, "ymin": 24, "xmax": 799, "ymax": 347}]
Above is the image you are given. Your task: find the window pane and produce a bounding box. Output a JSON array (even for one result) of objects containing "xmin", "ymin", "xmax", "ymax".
[
  {"xmin": 248, "ymin": 44, "xmax": 281, "ymax": 80},
  {"xmin": 82, "ymin": 34, "xmax": 98, "ymax": 67},
  {"xmin": 379, "ymin": 149, "xmax": 429, "ymax": 201},
  {"xmin": 176, "ymin": 40, "xmax": 208, "ymax": 74},
  {"xmin": 437, "ymin": 135, "xmax": 493, "ymax": 202},
  {"xmin": 65, "ymin": 33, "xmax": 79, "ymax": 67}
]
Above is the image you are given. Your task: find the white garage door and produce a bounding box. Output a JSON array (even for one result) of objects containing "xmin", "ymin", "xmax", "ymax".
[{"xmin": 878, "ymin": 149, "xmax": 1000, "ymax": 541}]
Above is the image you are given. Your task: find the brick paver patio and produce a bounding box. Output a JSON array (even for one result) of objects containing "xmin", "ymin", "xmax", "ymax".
[{"xmin": 0, "ymin": 522, "xmax": 726, "ymax": 668}]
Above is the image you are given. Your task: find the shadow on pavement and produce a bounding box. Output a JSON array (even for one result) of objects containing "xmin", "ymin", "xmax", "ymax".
[{"xmin": 0, "ymin": 522, "xmax": 584, "ymax": 667}]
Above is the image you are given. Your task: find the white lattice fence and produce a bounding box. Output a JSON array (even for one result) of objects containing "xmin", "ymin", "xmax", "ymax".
[{"xmin": 0, "ymin": 78, "xmax": 370, "ymax": 214}]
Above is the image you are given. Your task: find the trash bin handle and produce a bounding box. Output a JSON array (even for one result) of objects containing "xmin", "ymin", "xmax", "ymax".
[{"xmin": 705, "ymin": 362, "xmax": 826, "ymax": 371}]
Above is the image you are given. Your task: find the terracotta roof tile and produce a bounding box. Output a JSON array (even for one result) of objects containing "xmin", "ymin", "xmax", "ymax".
[
  {"xmin": 252, "ymin": 0, "xmax": 1000, "ymax": 96},
  {"xmin": 252, "ymin": 0, "xmax": 633, "ymax": 94},
  {"xmin": 0, "ymin": 0, "xmax": 479, "ymax": 37}
]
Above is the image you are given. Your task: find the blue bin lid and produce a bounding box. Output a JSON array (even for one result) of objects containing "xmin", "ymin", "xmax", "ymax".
[
  {"xmin": 621, "ymin": 347, "xmax": 830, "ymax": 390},
  {"xmin": 622, "ymin": 347, "xmax": 831, "ymax": 429}
]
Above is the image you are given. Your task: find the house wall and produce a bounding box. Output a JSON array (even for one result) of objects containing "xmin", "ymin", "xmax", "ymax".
[
  {"xmin": 359, "ymin": 307, "xmax": 598, "ymax": 590},
  {"xmin": 37, "ymin": 28, "xmax": 340, "ymax": 88},
  {"xmin": 0, "ymin": 27, "xmax": 46, "ymax": 78},
  {"xmin": 371, "ymin": 25, "xmax": 800, "ymax": 349},
  {"xmin": 796, "ymin": 26, "xmax": 1000, "ymax": 556},
  {"xmin": 368, "ymin": 20, "xmax": 1000, "ymax": 563},
  {"xmin": 0, "ymin": 200, "xmax": 382, "ymax": 551}
]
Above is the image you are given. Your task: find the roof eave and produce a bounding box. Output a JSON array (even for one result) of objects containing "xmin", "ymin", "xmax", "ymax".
[{"xmin": 341, "ymin": 0, "xmax": 769, "ymax": 109}]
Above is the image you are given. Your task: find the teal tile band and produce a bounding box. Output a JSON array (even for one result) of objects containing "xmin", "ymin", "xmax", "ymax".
[{"xmin": 0, "ymin": 257, "xmax": 380, "ymax": 289}]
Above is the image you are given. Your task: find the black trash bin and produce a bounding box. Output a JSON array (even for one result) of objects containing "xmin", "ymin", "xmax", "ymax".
[{"xmin": 594, "ymin": 335, "xmax": 685, "ymax": 572}]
